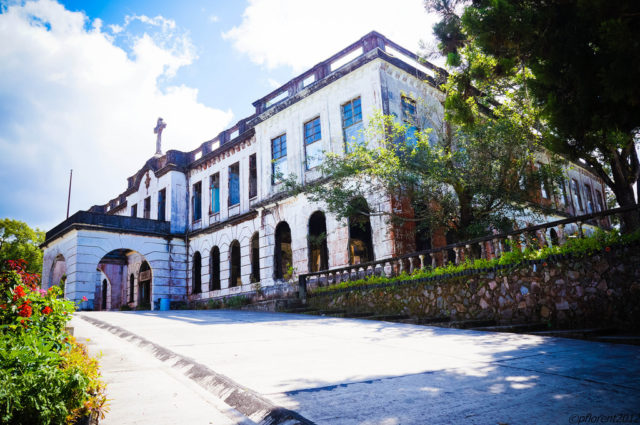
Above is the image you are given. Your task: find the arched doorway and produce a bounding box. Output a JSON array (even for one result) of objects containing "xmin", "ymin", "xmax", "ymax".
[
  {"xmin": 347, "ymin": 198, "xmax": 374, "ymax": 264},
  {"xmin": 274, "ymin": 222, "xmax": 292, "ymax": 279},
  {"xmin": 101, "ymin": 279, "xmax": 108, "ymax": 310},
  {"xmin": 192, "ymin": 251, "xmax": 202, "ymax": 294},
  {"xmin": 48, "ymin": 254, "xmax": 67, "ymax": 292},
  {"xmin": 308, "ymin": 211, "xmax": 328, "ymax": 272},
  {"xmin": 138, "ymin": 261, "xmax": 151, "ymax": 309},
  {"xmin": 210, "ymin": 246, "xmax": 221, "ymax": 291},
  {"xmin": 250, "ymin": 233, "xmax": 260, "ymax": 283},
  {"xmin": 229, "ymin": 241, "xmax": 241, "ymax": 287},
  {"xmin": 96, "ymin": 249, "xmax": 152, "ymax": 310}
]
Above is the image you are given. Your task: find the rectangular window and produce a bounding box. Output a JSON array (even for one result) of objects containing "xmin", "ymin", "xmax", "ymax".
[
  {"xmin": 131, "ymin": 204, "xmax": 137, "ymax": 218},
  {"xmin": 228, "ymin": 162, "xmax": 240, "ymax": 206},
  {"xmin": 304, "ymin": 117, "xmax": 323, "ymax": 169},
  {"xmin": 271, "ymin": 134, "xmax": 287, "ymax": 183},
  {"xmin": 249, "ymin": 154, "xmax": 257, "ymax": 198},
  {"xmin": 143, "ymin": 197, "xmax": 151, "ymax": 219},
  {"xmin": 401, "ymin": 96, "xmax": 418, "ymax": 147},
  {"xmin": 157, "ymin": 189, "xmax": 166, "ymax": 221},
  {"xmin": 595, "ymin": 189, "xmax": 604, "ymax": 212},
  {"xmin": 342, "ymin": 97, "xmax": 364, "ymax": 151},
  {"xmin": 571, "ymin": 179, "xmax": 583, "ymax": 212},
  {"xmin": 536, "ymin": 162, "xmax": 550, "ymax": 199},
  {"xmin": 192, "ymin": 181, "xmax": 202, "ymax": 222},
  {"xmin": 584, "ymin": 183, "xmax": 594, "ymax": 213},
  {"xmin": 560, "ymin": 180, "xmax": 569, "ymax": 206},
  {"xmin": 209, "ymin": 173, "xmax": 220, "ymax": 214}
]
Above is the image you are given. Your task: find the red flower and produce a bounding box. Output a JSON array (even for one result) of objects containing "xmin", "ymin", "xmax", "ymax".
[
  {"xmin": 81, "ymin": 296, "xmax": 88, "ymax": 302},
  {"xmin": 605, "ymin": 246, "xmax": 611, "ymax": 252},
  {"xmin": 12, "ymin": 285, "xmax": 26, "ymax": 300},
  {"xmin": 0, "ymin": 304, "xmax": 6, "ymax": 310},
  {"xmin": 542, "ymin": 262, "xmax": 548, "ymax": 267},
  {"xmin": 18, "ymin": 303, "xmax": 32, "ymax": 318},
  {"xmin": 42, "ymin": 306, "xmax": 53, "ymax": 315}
]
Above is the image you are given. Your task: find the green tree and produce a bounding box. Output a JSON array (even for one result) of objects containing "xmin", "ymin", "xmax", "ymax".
[
  {"xmin": 0, "ymin": 219, "xmax": 45, "ymax": 274},
  {"xmin": 427, "ymin": 0, "xmax": 640, "ymax": 231},
  {"xmin": 287, "ymin": 99, "xmax": 553, "ymax": 242}
]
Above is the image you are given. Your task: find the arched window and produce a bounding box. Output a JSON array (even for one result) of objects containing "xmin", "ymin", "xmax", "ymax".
[
  {"xmin": 193, "ymin": 252, "xmax": 202, "ymax": 294},
  {"xmin": 308, "ymin": 211, "xmax": 328, "ymax": 272},
  {"xmin": 274, "ymin": 222, "xmax": 292, "ymax": 279},
  {"xmin": 210, "ymin": 246, "xmax": 220, "ymax": 291},
  {"xmin": 250, "ymin": 233, "xmax": 260, "ymax": 283},
  {"xmin": 129, "ymin": 274, "xmax": 135, "ymax": 303},
  {"xmin": 347, "ymin": 198, "xmax": 374, "ymax": 265},
  {"xmin": 229, "ymin": 241, "xmax": 241, "ymax": 287}
]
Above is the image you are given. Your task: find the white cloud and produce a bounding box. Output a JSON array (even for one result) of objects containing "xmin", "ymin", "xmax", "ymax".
[
  {"xmin": 209, "ymin": 14, "xmax": 220, "ymax": 23},
  {"xmin": 223, "ymin": 0, "xmax": 439, "ymax": 72},
  {"xmin": 0, "ymin": 0, "xmax": 233, "ymax": 229}
]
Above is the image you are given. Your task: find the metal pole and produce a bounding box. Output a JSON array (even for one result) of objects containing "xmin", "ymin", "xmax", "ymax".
[{"xmin": 66, "ymin": 169, "xmax": 73, "ymax": 219}]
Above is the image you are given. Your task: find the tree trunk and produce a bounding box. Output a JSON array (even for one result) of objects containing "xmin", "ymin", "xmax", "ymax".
[{"xmin": 609, "ymin": 148, "xmax": 640, "ymax": 233}]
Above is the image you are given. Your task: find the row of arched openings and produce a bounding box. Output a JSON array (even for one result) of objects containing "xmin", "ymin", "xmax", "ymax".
[{"xmin": 190, "ymin": 202, "xmax": 374, "ymax": 293}]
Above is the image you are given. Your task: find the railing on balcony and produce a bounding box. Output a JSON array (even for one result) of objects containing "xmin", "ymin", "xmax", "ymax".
[
  {"xmin": 298, "ymin": 205, "xmax": 639, "ymax": 300},
  {"xmin": 44, "ymin": 210, "xmax": 172, "ymax": 244}
]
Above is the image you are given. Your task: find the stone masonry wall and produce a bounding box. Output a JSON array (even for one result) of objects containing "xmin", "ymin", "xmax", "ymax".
[{"xmin": 308, "ymin": 243, "xmax": 640, "ymax": 330}]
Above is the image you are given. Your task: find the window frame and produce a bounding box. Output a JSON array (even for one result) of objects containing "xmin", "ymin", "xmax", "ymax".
[
  {"xmin": 209, "ymin": 173, "xmax": 220, "ymax": 214},
  {"xmin": 304, "ymin": 116, "xmax": 322, "ymax": 170},
  {"xmin": 571, "ymin": 178, "xmax": 583, "ymax": 212},
  {"xmin": 341, "ymin": 97, "xmax": 363, "ymax": 151},
  {"xmin": 157, "ymin": 188, "xmax": 166, "ymax": 221},
  {"xmin": 271, "ymin": 133, "xmax": 287, "ymax": 184},
  {"xmin": 228, "ymin": 162, "xmax": 240, "ymax": 207},
  {"xmin": 249, "ymin": 154, "xmax": 258, "ymax": 199},
  {"xmin": 192, "ymin": 181, "xmax": 202, "ymax": 222}
]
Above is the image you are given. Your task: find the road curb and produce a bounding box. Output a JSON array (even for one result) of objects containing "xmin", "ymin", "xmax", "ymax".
[{"xmin": 79, "ymin": 314, "xmax": 316, "ymax": 425}]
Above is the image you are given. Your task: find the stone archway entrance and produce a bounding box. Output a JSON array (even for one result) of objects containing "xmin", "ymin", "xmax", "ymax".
[{"xmin": 96, "ymin": 249, "xmax": 153, "ymax": 311}]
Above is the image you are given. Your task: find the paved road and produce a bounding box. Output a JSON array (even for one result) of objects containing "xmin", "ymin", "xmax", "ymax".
[{"xmin": 73, "ymin": 310, "xmax": 640, "ymax": 425}]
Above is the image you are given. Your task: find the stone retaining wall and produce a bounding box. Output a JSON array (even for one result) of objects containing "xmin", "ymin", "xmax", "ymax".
[{"xmin": 308, "ymin": 243, "xmax": 640, "ymax": 330}]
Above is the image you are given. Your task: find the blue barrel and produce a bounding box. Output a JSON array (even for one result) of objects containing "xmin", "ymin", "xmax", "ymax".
[{"xmin": 159, "ymin": 298, "xmax": 171, "ymax": 311}]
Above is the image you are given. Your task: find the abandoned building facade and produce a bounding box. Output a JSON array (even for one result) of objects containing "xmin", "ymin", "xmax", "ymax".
[{"xmin": 40, "ymin": 32, "xmax": 607, "ymax": 310}]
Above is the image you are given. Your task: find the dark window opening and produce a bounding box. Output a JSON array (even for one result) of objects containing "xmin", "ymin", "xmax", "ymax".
[
  {"xmin": 585, "ymin": 183, "xmax": 594, "ymax": 213},
  {"xmin": 129, "ymin": 273, "xmax": 134, "ymax": 302},
  {"xmin": 192, "ymin": 251, "xmax": 202, "ymax": 294},
  {"xmin": 347, "ymin": 198, "xmax": 374, "ymax": 265},
  {"xmin": 550, "ymin": 228, "xmax": 559, "ymax": 246},
  {"xmin": 274, "ymin": 222, "xmax": 292, "ymax": 279},
  {"xmin": 139, "ymin": 261, "xmax": 151, "ymax": 308},
  {"xmin": 192, "ymin": 181, "xmax": 202, "ymax": 222},
  {"xmin": 249, "ymin": 154, "xmax": 258, "ymax": 199},
  {"xmin": 308, "ymin": 211, "xmax": 329, "ymax": 272},
  {"xmin": 229, "ymin": 162, "xmax": 240, "ymax": 206},
  {"xmin": 101, "ymin": 279, "xmax": 108, "ymax": 310},
  {"xmin": 250, "ymin": 233, "xmax": 260, "ymax": 282},
  {"xmin": 595, "ymin": 189, "xmax": 604, "ymax": 212},
  {"xmin": 210, "ymin": 246, "xmax": 220, "ymax": 290},
  {"xmin": 143, "ymin": 196, "xmax": 151, "ymax": 219},
  {"xmin": 131, "ymin": 204, "xmax": 137, "ymax": 218},
  {"xmin": 158, "ymin": 189, "xmax": 166, "ymax": 221},
  {"xmin": 229, "ymin": 241, "xmax": 241, "ymax": 287}
]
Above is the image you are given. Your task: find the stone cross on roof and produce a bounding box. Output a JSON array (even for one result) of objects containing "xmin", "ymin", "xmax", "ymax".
[{"xmin": 153, "ymin": 117, "xmax": 166, "ymax": 157}]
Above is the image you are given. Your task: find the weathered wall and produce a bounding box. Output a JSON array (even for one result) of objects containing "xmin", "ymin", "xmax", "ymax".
[{"xmin": 308, "ymin": 243, "xmax": 640, "ymax": 330}]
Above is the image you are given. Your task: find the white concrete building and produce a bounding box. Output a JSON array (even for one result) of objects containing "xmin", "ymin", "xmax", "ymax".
[{"xmin": 40, "ymin": 32, "xmax": 607, "ymax": 310}]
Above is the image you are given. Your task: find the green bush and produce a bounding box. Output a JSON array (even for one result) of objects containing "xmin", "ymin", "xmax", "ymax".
[
  {"xmin": 0, "ymin": 259, "xmax": 107, "ymax": 424},
  {"xmin": 312, "ymin": 228, "xmax": 640, "ymax": 295},
  {"xmin": 224, "ymin": 295, "xmax": 249, "ymax": 309}
]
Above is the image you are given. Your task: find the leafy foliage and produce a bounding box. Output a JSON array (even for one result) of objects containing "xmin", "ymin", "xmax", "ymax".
[
  {"xmin": 312, "ymin": 228, "xmax": 639, "ymax": 295},
  {"xmin": 0, "ymin": 219, "xmax": 45, "ymax": 274},
  {"xmin": 427, "ymin": 0, "xmax": 640, "ymax": 230},
  {"xmin": 0, "ymin": 259, "xmax": 107, "ymax": 424}
]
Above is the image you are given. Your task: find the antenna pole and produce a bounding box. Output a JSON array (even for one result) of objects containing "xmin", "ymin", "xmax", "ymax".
[{"xmin": 66, "ymin": 169, "xmax": 73, "ymax": 219}]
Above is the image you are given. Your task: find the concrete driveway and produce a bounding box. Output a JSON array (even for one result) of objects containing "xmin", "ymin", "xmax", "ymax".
[{"xmin": 72, "ymin": 310, "xmax": 640, "ymax": 425}]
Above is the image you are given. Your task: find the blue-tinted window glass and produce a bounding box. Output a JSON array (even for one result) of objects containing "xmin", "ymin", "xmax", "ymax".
[
  {"xmin": 228, "ymin": 163, "xmax": 240, "ymax": 206},
  {"xmin": 210, "ymin": 173, "xmax": 220, "ymax": 213},
  {"xmin": 342, "ymin": 97, "xmax": 363, "ymax": 151},
  {"xmin": 304, "ymin": 117, "xmax": 321, "ymax": 145}
]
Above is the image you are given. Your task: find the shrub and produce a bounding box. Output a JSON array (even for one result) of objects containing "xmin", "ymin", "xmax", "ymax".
[{"xmin": 0, "ymin": 259, "xmax": 107, "ymax": 424}]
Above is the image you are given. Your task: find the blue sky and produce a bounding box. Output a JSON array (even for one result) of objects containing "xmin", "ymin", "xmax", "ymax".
[{"xmin": 0, "ymin": 0, "xmax": 438, "ymax": 230}]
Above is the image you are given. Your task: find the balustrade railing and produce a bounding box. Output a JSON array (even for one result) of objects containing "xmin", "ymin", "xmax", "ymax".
[{"xmin": 298, "ymin": 205, "xmax": 639, "ymax": 300}]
